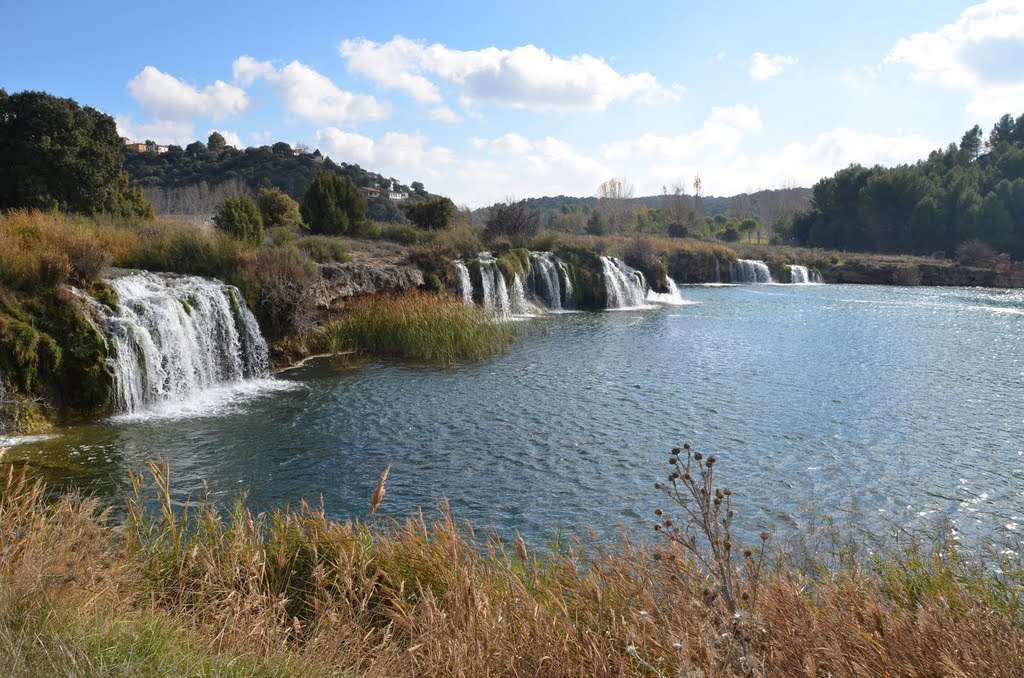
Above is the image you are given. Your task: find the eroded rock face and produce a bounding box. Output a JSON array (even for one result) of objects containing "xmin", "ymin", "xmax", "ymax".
[{"xmin": 318, "ymin": 262, "xmax": 424, "ymax": 309}]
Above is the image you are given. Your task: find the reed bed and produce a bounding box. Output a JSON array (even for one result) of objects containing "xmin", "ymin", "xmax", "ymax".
[
  {"xmin": 313, "ymin": 290, "xmax": 518, "ymax": 364},
  {"xmin": 1, "ymin": 455, "xmax": 1022, "ymax": 677}
]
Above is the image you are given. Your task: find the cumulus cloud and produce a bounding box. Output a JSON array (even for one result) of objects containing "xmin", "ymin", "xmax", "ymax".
[
  {"xmin": 233, "ymin": 56, "xmax": 389, "ymax": 125},
  {"xmin": 114, "ymin": 115, "xmax": 195, "ymax": 146},
  {"xmin": 884, "ymin": 0, "xmax": 1024, "ymax": 115},
  {"xmin": 602, "ymin": 105, "xmax": 763, "ymax": 163},
  {"xmin": 128, "ymin": 66, "xmax": 249, "ymax": 120},
  {"xmin": 429, "ymin": 106, "xmax": 463, "ymax": 123},
  {"xmin": 313, "ymin": 128, "xmax": 454, "ymax": 180},
  {"xmin": 748, "ymin": 52, "xmax": 798, "ymax": 80},
  {"xmin": 339, "ymin": 36, "xmax": 678, "ymax": 112}
]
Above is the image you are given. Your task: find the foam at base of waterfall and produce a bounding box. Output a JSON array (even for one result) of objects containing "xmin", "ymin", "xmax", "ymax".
[
  {"xmin": 646, "ymin": 276, "xmax": 697, "ymax": 305},
  {"xmin": 108, "ymin": 378, "xmax": 301, "ymax": 423},
  {"xmin": 0, "ymin": 434, "xmax": 58, "ymax": 447}
]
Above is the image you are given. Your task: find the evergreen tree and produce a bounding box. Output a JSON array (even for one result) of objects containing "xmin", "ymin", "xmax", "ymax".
[
  {"xmin": 213, "ymin": 195, "xmax": 264, "ymax": 245},
  {"xmin": 300, "ymin": 173, "xmax": 366, "ymax": 235}
]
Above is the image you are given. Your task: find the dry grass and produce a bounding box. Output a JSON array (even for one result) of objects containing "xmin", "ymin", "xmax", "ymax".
[{"xmin": 1, "ymin": 455, "xmax": 1021, "ymax": 677}]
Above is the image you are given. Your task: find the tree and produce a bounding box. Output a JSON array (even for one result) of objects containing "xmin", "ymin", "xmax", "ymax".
[
  {"xmin": 272, "ymin": 141, "xmax": 293, "ymax": 155},
  {"xmin": 208, "ymin": 131, "xmax": 226, "ymax": 154},
  {"xmin": 300, "ymin": 173, "xmax": 367, "ymax": 235},
  {"xmin": 213, "ymin": 195, "xmax": 264, "ymax": 245},
  {"xmin": 410, "ymin": 181, "xmax": 426, "ymax": 196},
  {"xmin": 185, "ymin": 140, "xmax": 206, "ymax": 156},
  {"xmin": 256, "ymin": 186, "xmax": 302, "ymax": 230},
  {"xmin": 405, "ymin": 197, "xmax": 456, "ymax": 230},
  {"xmin": 738, "ymin": 218, "xmax": 758, "ymax": 242},
  {"xmin": 960, "ymin": 124, "xmax": 983, "ymax": 160},
  {"xmin": 989, "ymin": 114, "xmax": 1015, "ymax": 149},
  {"xmin": 0, "ymin": 89, "xmax": 153, "ymax": 218},
  {"xmin": 595, "ymin": 177, "xmax": 635, "ymax": 233},
  {"xmin": 486, "ymin": 198, "xmax": 540, "ymax": 244}
]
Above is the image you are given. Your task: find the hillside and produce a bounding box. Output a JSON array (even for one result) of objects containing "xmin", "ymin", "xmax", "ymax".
[{"xmin": 123, "ymin": 142, "xmax": 431, "ymax": 223}]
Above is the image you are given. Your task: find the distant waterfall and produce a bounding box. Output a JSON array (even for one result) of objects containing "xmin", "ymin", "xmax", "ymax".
[
  {"xmin": 713, "ymin": 257, "xmax": 721, "ymax": 283},
  {"xmin": 530, "ymin": 252, "xmax": 564, "ymax": 310},
  {"xmin": 86, "ymin": 272, "xmax": 269, "ymax": 414},
  {"xmin": 730, "ymin": 259, "xmax": 773, "ymax": 283},
  {"xmin": 455, "ymin": 261, "xmax": 473, "ymax": 304},
  {"xmin": 788, "ymin": 265, "xmax": 822, "ymax": 284},
  {"xmin": 789, "ymin": 265, "xmax": 809, "ymax": 284},
  {"xmin": 601, "ymin": 257, "xmax": 648, "ymax": 309},
  {"xmin": 478, "ymin": 253, "xmax": 512, "ymax": 318},
  {"xmin": 509, "ymin": 274, "xmax": 530, "ymax": 315},
  {"xmin": 557, "ymin": 261, "xmax": 574, "ymax": 308},
  {"xmin": 646, "ymin": 275, "xmax": 691, "ymax": 305}
]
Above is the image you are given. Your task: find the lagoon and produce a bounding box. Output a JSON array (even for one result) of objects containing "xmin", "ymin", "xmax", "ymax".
[{"xmin": 9, "ymin": 283, "xmax": 1024, "ymax": 548}]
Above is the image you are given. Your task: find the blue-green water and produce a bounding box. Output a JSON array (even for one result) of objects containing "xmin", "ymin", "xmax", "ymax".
[{"xmin": 8, "ymin": 284, "xmax": 1024, "ymax": 547}]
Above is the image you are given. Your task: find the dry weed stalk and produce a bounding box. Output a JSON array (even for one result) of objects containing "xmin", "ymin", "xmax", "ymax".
[{"xmin": 653, "ymin": 444, "xmax": 768, "ymax": 674}]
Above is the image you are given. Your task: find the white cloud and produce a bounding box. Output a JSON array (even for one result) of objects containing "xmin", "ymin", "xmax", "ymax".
[
  {"xmin": 128, "ymin": 66, "xmax": 249, "ymax": 120},
  {"xmin": 115, "ymin": 115, "xmax": 195, "ymax": 146},
  {"xmin": 429, "ymin": 106, "xmax": 463, "ymax": 123},
  {"xmin": 602, "ymin": 105, "xmax": 763, "ymax": 163},
  {"xmin": 208, "ymin": 129, "xmax": 245, "ymax": 150},
  {"xmin": 339, "ymin": 36, "xmax": 678, "ymax": 112},
  {"xmin": 884, "ymin": 0, "xmax": 1024, "ymax": 116},
  {"xmin": 716, "ymin": 51, "xmax": 728, "ymax": 62},
  {"xmin": 314, "ymin": 128, "xmax": 454, "ymax": 180},
  {"xmin": 748, "ymin": 52, "xmax": 798, "ymax": 80},
  {"xmin": 233, "ymin": 56, "xmax": 390, "ymax": 125}
]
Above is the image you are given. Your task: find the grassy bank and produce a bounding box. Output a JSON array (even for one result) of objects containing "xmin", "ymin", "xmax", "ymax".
[
  {"xmin": 312, "ymin": 290, "xmax": 518, "ymax": 364},
  {"xmin": 1, "ymin": 456, "xmax": 1021, "ymax": 677}
]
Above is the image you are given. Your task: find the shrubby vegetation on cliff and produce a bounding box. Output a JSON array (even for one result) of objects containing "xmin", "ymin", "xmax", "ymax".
[{"xmin": 794, "ymin": 113, "xmax": 1024, "ymax": 256}]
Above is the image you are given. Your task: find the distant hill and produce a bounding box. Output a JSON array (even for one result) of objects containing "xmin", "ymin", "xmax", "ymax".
[
  {"xmin": 123, "ymin": 143, "xmax": 432, "ymax": 223},
  {"xmin": 480, "ymin": 187, "xmax": 811, "ymax": 222}
]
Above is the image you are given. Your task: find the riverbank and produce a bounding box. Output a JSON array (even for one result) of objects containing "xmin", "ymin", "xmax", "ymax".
[{"xmin": 1, "ymin": 459, "xmax": 1020, "ymax": 677}]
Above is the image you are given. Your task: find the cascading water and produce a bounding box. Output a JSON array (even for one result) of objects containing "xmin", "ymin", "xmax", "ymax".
[
  {"xmin": 478, "ymin": 253, "xmax": 512, "ymax": 318},
  {"xmin": 557, "ymin": 261, "xmax": 574, "ymax": 308},
  {"xmin": 646, "ymin": 275, "xmax": 692, "ymax": 305},
  {"xmin": 789, "ymin": 265, "xmax": 809, "ymax": 284},
  {"xmin": 729, "ymin": 259, "xmax": 773, "ymax": 283},
  {"xmin": 455, "ymin": 261, "xmax": 473, "ymax": 304},
  {"xmin": 601, "ymin": 257, "xmax": 648, "ymax": 309},
  {"xmin": 84, "ymin": 272, "xmax": 270, "ymax": 414},
  {"xmin": 713, "ymin": 257, "xmax": 721, "ymax": 284},
  {"xmin": 509, "ymin": 274, "xmax": 530, "ymax": 315},
  {"xmin": 530, "ymin": 252, "xmax": 564, "ymax": 311}
]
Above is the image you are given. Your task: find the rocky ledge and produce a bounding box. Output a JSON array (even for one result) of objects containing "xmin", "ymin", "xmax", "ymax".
[{"xmin": 318, "ymin": 261, "xmax": 424, "ymax": 309}]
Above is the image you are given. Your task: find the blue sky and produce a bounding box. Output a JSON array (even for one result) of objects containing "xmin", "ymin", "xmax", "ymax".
[{"xmin": 3, "ymin": 0, "xmax": 1021, "ymax": 206}]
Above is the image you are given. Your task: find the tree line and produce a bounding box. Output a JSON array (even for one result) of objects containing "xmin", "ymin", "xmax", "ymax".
[{"xmin": 793, "ymin": 114, "xmax": 1024, "ymax": 257}]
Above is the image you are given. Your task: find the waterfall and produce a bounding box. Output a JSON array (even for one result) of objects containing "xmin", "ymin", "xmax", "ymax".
[
  {"xmin": 789, "ymin": 265, "xmax": 809, "ymax": 284},
  {"xmin": 530, "ymin": 252, "xmax": 563, "ymax": 310},
  {"xmin": 509, "ymin": 274, "xmax": 530, "ymax": 315},
  {"xmin": 455, "ymin": 261, "xmax": 473, "ymax": 304},
  {"xmin": 601, "ymin": 257, "xmax": 648, "ymax": 309},
  {"xmin": 729, "ymin": 259, "xmax": 773, "ymax": 283},
  {"xmin": 810, "ymin": 269, "xmax": 823, "ymax": 284},
  {"xmin": 557, "ymin": 261, "xmax": 574, "ymax": 308},
  {"xmin": 478, "ymin": 253, "xmax": 512, "ymax": 318},
  {"xmin": 646, "ymin": 275, "xmax": 692, "ymax": 305},
  {"xmin": 713, "ymin": 257, "xmax": 721, "ymax": 283},
  {"xmin": 84, "ymin": 272, "xmax": 269, "ymax": 414}
]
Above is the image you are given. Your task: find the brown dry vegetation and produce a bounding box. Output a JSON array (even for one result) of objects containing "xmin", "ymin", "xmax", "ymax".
[{"xmin": 1, "ymin": 456, "xmax": 1021, "ymax": 677}]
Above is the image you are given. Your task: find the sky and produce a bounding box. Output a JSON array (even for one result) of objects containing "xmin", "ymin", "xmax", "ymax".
[{"xmin": 2, "ymin": 0, "xmax": 1022, "ymax": 206}]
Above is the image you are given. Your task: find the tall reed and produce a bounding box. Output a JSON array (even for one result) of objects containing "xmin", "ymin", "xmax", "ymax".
[{"xmin": 313, "ymin": 290, "xmax": 518, "ymax": 364}]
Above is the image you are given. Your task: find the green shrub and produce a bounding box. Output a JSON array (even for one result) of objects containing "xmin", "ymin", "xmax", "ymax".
[
  {"xmin": 256, "ymin": 186, "xmax": 302, "ymax": 230},
  {"xmin": 300, "ymin": 173, "xmax": 367, "ymax": 236},
  {"xmin": 213, "ymin": 195, "xmax": 264, "ymax": 246},
  {"xmin": 405, "ymin": 197, "xmax": 456, "ymax": 230},
  {"xmin": 267, "ymin": 226, "xmax": 296, "ymax": 246}
]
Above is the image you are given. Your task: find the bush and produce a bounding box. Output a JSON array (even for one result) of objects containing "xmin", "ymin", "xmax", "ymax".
[
  {"xmin": 295, "ymin": 236, "xmax": 351, "ymax": 264},
  {"xmin": 301, "ymin": 173, "xmax": 367, "ymax": 236},
  {"xmin": 956, "ymin": 239, "xmax": 998, "ymax": 267},
  {"xmin": 376, "ymin": 222, "xmax": 427, "ymax": 245},
  {"xmin": 256, "ymin": 186, "xmax": 302, "ymax": 230},
  {"xmin": 234, "ymin": 246, "xmax": 321, "ymax": 340},
  {"xmin": 486, "ymin": 199, "xmax": 540, "ymax": 246},
  {"xmin": 405, "ymin": 197, "xmax": 456, "ymax": 230},
  {"xmin": 213, "ymin": 195, "xmax": 264, "ymax": 246},
  {"xmin": 267, "ymin": 226, "xmax": 296, "ymax": 246}
]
